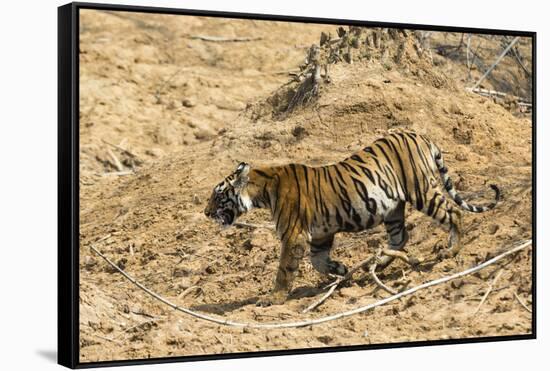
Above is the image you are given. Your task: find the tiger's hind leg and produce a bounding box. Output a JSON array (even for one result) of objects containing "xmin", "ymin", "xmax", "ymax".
[
  {"xmin": 309, "ymin": 235, "xmax": 348, "ymax": 276},
  {"xmin": 419, "ymin": 190, "xmax": 463, "ymax": 260},
  {"xmin": 376, "ymin": 201, "xmax": 415, "ymax": 270}
]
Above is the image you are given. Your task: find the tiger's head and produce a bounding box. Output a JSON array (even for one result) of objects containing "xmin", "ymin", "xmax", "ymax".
[{"xmin": 204, "ymin": 162, "xmax": 252, "ymax": 227}]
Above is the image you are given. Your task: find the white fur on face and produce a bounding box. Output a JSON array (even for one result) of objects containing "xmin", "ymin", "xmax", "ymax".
[{"xmin": 239, "ymin": 192, "xmax": 253, "ymax": 212}]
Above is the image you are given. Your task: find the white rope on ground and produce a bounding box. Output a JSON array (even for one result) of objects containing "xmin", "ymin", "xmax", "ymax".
[{"xmin": 90, "ymin": 239, "xmax": 531, "ymax": 329}]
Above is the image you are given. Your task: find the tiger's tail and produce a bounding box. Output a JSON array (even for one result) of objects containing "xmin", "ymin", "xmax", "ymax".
[{"xmin": 433, "ymin": 146, "xmax": 500, "ymax": 213}]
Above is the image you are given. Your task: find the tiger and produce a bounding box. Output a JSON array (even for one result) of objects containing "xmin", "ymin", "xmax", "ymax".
[{"xmin": 204, "ymin": 131, "xmax": 500, "ymax": 306}]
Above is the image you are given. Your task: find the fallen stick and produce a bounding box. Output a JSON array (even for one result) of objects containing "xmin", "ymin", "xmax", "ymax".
[
  {"xmin": 107, "ymin": 148, "xmax": 124, "ymax": 172},
  {"xmin": 101, "ymin": 171, "xmax": 134, "ymax": 177},
  {"xmin": 370, "ymin": 262, "xmax": 397, "ymax": 295},
  {"xmin": 178, "ymin": 285, "xmax": 199, "ymax": 299},
  {"xmin": 472, "ymin": 269, "xmax": 504, "ymax": 315},
  {"xmin": 468, "ymin": 87, "xmax": 507, "ymax": 97},
  {"xmin": 302, "ymin": 282, "xmax": 339, "ymax": 314},
  {"xmin": 303, "ymin": 256, "xmax": 375, "ymax": 313},
  {"xmin": 466, "ymin": 87, "xmax": 532, "ymax": 107},
  {"xmin": 102, "ymin": 139, "xmax": 139, "ymax": 159},
  {"xmin": 93, "ymin": 334, "xmax": 123, "ymax": 346},
  {"xmin": 90, "ymin": 240, "xmax": 531, "ymax": 329},
  {"xmin": 514, "ymin": 292, "xmax": 532, "ymax": 313},
  {"xmin": 190, "ymin": 35, "xmax": 262, "ymax": 42}
]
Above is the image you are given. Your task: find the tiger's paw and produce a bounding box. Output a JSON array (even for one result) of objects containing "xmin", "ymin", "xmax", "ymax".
[{"xmin": 256, "ymin": 291, "xmax": 287, "ymax": 307}]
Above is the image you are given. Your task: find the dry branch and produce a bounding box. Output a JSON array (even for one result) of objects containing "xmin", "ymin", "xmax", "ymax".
[
  {"xmin": 91, "ymin": 239, "xmax": 531, "ymax": 329},
  {"xmin": 93, "ymin": 334, "xmax": 123, "ymax": 345},
  {"xmin": 101, "ymin": 170, "xmax": 134, "ymax": 177},
  {"xmin": 472, "ymin": 269, "xmax": 504, "ymax": 315},
  {"xmin": 466, "ymin": 87, "xmax": 532, "ymax": 107},
  {"xmin": 190, "ymin": 35, "xmax": 262, "ymax": 42},
  {"xmin": 303, "ymin": 255, "xmax": 375, "ymax": 313},
  {"xmin": 285, "ymin": 45, "xmax": 322, "ymax": 115},
  {"xmin": 370, "ymin": 262, "xmax": 398, "ymax": 295},
  {"xmin": 302, "ymin": 283, "xmax": 339, "ymax": 314},
  {"xmin": 102, "ymin": 139, "xmax": 139, "ymax": 159},
  {"xmin": 514, "ymin": 292, "xmax": 532, "ymax": 313},
  {"xmin": 107, "ymin": 149, "xmax": 124, "ymax": 172},
  {"xmin": 178, "ymin": 285, "xmax": 199, "ymax": 299},
  {"xmin": 471, "ymin": 37, "xmax": 520, "ymax": 90}
]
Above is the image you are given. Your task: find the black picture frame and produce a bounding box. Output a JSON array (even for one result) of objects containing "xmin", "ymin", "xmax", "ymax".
[{"xmin": 58, "ymin": 2, "xmax": 537, "ymax": 369}]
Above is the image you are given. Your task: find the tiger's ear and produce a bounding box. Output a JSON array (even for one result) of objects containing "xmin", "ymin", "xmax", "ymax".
[{"xmin": 232, "ymin": 162, "xmax": 250, "ymax": 189}]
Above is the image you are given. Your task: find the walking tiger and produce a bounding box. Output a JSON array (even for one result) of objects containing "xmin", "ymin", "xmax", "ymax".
[{"xmin": 204, "ymin": 131, "xmax": 500, "ymax": 306}]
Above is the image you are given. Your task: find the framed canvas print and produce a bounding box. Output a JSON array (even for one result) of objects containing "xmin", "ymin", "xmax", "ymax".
[{"xmin": 58, "ymin": 2, "xmax": 536, "ymax": 368}]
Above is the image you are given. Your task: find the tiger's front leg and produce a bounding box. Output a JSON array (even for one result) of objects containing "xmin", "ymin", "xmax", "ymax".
[{"xmin": 256, "ymin": 237, "xmax": 306, "ymax": 307}]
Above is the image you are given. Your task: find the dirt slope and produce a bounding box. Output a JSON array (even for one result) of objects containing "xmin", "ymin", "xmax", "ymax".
[{"xmin": 78, "ymin": 10, "xmax": 533, "ymax": 363}]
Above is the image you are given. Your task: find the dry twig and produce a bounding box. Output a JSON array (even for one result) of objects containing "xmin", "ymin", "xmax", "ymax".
[
  {"xmin": 178, "ymin": 285, "xmax": 199, "ymax": 299},
  {"xmin": 471, "ymin": 37, "xmax": 520, "ymax": 90},
  {"xmin": 370, "ymin": 261, "xmax": 398, "ymax": 295},
  {"xmin": 302, "ymin": 282, "xmax": 339, "ymax": 314},
  {"xmin": 90, "ymin": 240, "xmax": 531, "ymax": 329},
  {"xmin": 107, "ymin": 149, "xmax": 124, "ymax": 172},
  {"xmin": 101, "ymin": 171, "xmax": 134, "ymax": 177},
  {"xmin": 514, "ymin": 292, "xmax": 532, "ymax": 313},
  {"xmin": 472, "ymin": 269, "xmax": 504, "ymax": 315},
  {"xmin": 302, "ymin": 255, "xmax": 375, "ymax": 313},
  {"xmin": 102, "ymin": 139, "xmax": 138, "ymax": 159},
  {"xmin": 190, "ymin": 35, "xmax": 262, "ymax": 42}
]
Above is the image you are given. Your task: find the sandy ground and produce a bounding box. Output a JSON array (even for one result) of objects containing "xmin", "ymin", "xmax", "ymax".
[{"xmin": 78, "ymin": 10, "xmax": 533, "ymax": 363}]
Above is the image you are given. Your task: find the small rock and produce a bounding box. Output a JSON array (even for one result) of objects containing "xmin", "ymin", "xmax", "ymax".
[
  {"xmin": 192, "ymin": 194, "xmax": 201, "ymax": 205},
  {"xmin": 181, "ymin": 97, "xmax": 196, "ymax": 107},
  {"xmin": 317, "ymin": 335, "xmax": 333, "ymax": 345},
  {"xmin": 242, "ymin": 239, "xmax": 254, "ymax": 251},
  {"xmin": 291, "ymin": 125, "xmax": 307, "ymax": 140},
  {"xmin": 449, "ymin": 103, "xmax": 463, "ymax": 115},
  {"xmin": 194, "ymin": 126, "xmax": 217, "ymax": 141},
  {"xmin": 455, "ymin": 152, "xmax": 468, "ymax": 161},
  {"xmin": 501, "ymin": 323, "xmax": 515, "ymax": 331}
]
